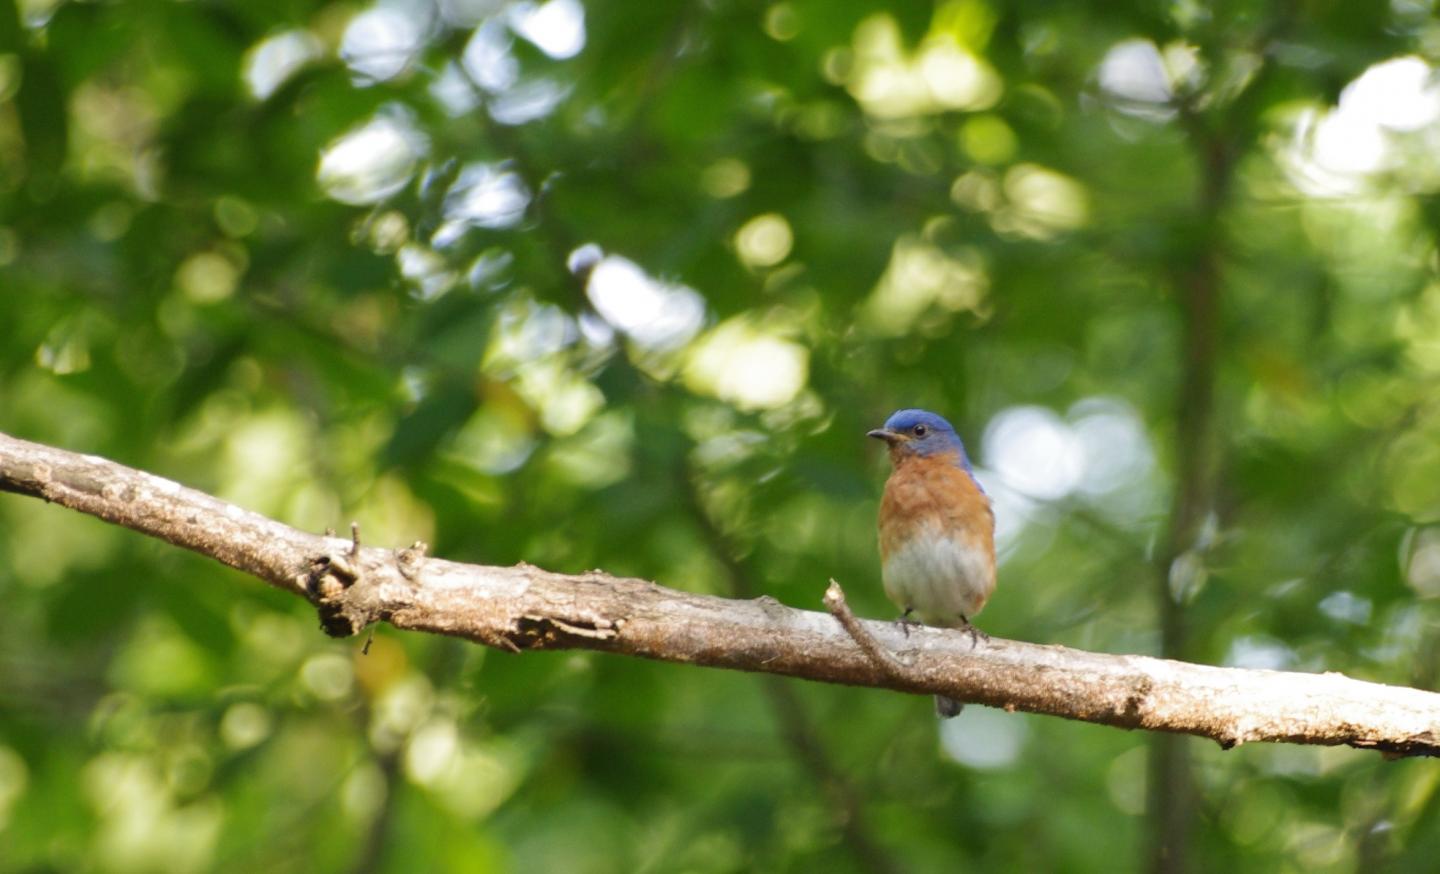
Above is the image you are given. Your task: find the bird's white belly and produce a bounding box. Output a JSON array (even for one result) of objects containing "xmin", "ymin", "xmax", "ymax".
[{"xmin": 882, "ymin": 531, "xmax": 992, "ymax": 626}]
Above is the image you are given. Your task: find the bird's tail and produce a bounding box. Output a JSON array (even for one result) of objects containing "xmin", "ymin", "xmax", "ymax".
[{"xmin": 935, "ymin": 695, "xmax": 964, "ymax": 718}]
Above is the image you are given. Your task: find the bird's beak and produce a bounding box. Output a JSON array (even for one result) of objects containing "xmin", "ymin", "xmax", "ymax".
[{"xmin": 867, "ymin": 428, "xmax": 903, "ymax": 445}]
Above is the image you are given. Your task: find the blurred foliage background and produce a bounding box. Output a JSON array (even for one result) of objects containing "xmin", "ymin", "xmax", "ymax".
[{"xmin": 4, "ymin": 0, "xmax": 1440, "ymax": 871}]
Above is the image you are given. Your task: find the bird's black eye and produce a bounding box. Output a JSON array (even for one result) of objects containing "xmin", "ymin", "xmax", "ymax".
[{"xmin": 912, "ymin": 423, "xmax": 927, "ymax": 437}]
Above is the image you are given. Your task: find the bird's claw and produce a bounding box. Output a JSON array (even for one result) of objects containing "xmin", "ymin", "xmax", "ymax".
[
  {"xmin": 895, "ymin": 609, "xmax": 921, "ymax": 637},
  {"xmin": 958, "ymin": 616, "xmax": 989, "ymax": 649}
]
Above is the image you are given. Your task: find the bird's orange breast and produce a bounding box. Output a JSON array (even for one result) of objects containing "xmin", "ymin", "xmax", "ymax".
[
  {"xmin": 876, "ymin": 450, "xmax": 997, "ymax": 625},
  {"xmin": 878, "ymin": 452, "xmax": 995, "ymax": 562}
]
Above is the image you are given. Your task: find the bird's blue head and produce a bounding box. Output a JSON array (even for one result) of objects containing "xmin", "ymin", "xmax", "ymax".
[{"xmin": 868, "ymin": 409, "xmax": 972, "ymax": 469}]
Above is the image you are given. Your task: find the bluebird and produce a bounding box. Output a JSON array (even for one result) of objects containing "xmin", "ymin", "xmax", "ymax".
[{"xmin": 869, "ymin": 409, "xmax": 996, "ymax": 718}]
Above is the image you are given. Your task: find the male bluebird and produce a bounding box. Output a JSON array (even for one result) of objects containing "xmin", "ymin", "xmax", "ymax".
[{"xmin": 869, "ymin": 409, "xmax": 996, "ymax": 718}]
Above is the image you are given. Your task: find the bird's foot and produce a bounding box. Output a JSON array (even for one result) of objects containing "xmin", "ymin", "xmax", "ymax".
[
  {"xmin": 958, "ymin": 615, "xmax": 989, "ymax": 649},
  {"xmin": 895, "ymin": 608, "xmax": 921, "ymax": 637}
]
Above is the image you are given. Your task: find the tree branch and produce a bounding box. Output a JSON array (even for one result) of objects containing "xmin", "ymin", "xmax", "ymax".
[{"xmin": 2, "ymin": 430, "xmax": 1438, "ymax": 757}]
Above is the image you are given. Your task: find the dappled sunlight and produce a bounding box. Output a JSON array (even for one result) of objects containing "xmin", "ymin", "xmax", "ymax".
[
  {"xmin": 317, "ymin": 109, "xmax": 427, "ymax": 205},
  {"xmin": 950, "ymin": 163, "xmax": 1091, "ymax": 239},
  {"xmin": 683, "ymin": 405, "xmax": 767, "ymax": 469},
  {"xmin": 998, "ymin": 164, "xmax": 1090, "ymax": 237},
  {"xmin": 466, "ymin": 247, "xmax": 517, "ymax": 292},
  {"xmin": 762, "ymin": 2, "xmax": 800, "ymax": 42},
  {"xmin": 83, "ymin": 752, "xmax": 222, "ymax": 873},
  {"xmin": 581, "ymin": 248, "xmax": 707, "ymax": 352},
  {"xmin": 490, "ymin": 77, "xmax": 573, "ymax": 125},
  {"xmin": 860, "ymin": 234, "xmax": 987, "ymax": 335},
  {"xmin": 512, "ymin": 357, "xmax": 605, "ymax": 435},
  {"xmin": 432, "ymin": 163, "xmax": 532, "ymax": 247},
  {"xmin": 1403, "ymin": 527, "xmax": 1440, "ymax": 598},
  {"xmin": 34, "ymin": 319, "xmax": 91, "ymax": 375},
  {"xmin": 1096, "ymin": 38, "xmax": 1203, "ymax": 121},
  {"xmin": 1280, "ymin": 56, "xmax": 1440, "ymax": 196},
  {"xmin": 219, "ymin": 702, "xmax": 273, "ymax": 752},
  {"xmin": 1290, "ymin": 107, "xmax": 1388, "ymax": 186},
  {"xmin": 406, "ymin": 721, "xmax": 527, "ymax": 820},
  {"xmin": 463, "ymin": 19, "xmax": 520, "ymax": 93},
  {"xmin": 545, "ymin": 410, "xmax": 634, "ymax": 488},
  {"xmin": 217, "ymin": 409, "xmax": 314, "ymax": 516},
  {"xmin": 448, "ymin": 406, "xmax": 537, "ymax": 475},
  {"xmin": 1097, "ymin": 39, "xmax": 1171, "ymax": 107},
  {"xmin": 341, "ymin": 2, "xmax": 432, "ymax": 83},
  {"xmin": 175, "ymin": 249, "xmax": 243, "ymax": 305},
  {"xmin": 684, "ymin": 317, "xmax": 809, "ymax": 411},
  {"xmin": 363, "ymin": 210, "xmax": 411, "ymax": 254},
  {"xmin": 980, "ymin": 398, "xmax": 1158, "ymax": 552},
  {"xmin": 68, "ymin": 80, "xmax": 160, "ymax": 194},
  {"xmin": 405, "ymin": 718, "xmax": 459, "ymax": 784},
  {"xmin": 301, "ymin": 651, "xmax": 355, "ymax": 702},
  {"xmin": 734, "ymin": 212, "xmax": 794, "ymax": 269},
  {"xmin": 1069, "ymin": 398, "xmax": 1158, "ymax": 508},
  {"xmin": 243, "ymin": 29, "xmax": 323, "ymax": 99},
  {"xmin": 701, "ymin": 157, "xmax": 752, "ymax": 198},
  {"xmin": 985, "ymin": 406, "xmax": 1084, "ymax": 501},
  {"xmin": 939, "ymin": 706, "xmax": 1028, "ymax": 768},
  {"xmin": 369, "ymin": 674, "xmax": 436, "ymax": 752},
  {"xmin": 509, "ymin": 0, "xmax": 586, "ymax": 59},
  {"xmin": 1318, "ymin": 590, "xmax": 1371, "ymax": 625},
  {"xmin": 18, "ymin": 0, "xmax": 1440, "ymax": 868},
  {"xmin": 1349, "ymin": 57, "xmax": 1440, "ymax": 132},
  {"xmin": 397, "ymin": 243, "xmax": 456, "ymax": 300},
  {"xmin": 843, "ymin": 6, "xmax": 1002, "ymax": 119},
  {"xmin": 430, "ymin": 61, "xmax": 483, "ymax": 116},
  {"xmin": 443, "ymin": 9, "xmax": 578, "ymax": 123},
  {"xmin": 959, "ymin": 113, "xmax": 1017, "ymax": 164},
  {"xmin": 485, "ymin": 298, "xmax": 578, "ymax": 368}
]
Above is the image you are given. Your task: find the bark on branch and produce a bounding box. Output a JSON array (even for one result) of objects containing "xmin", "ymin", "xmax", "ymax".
[{"xmin": 2, "ymin": 430, "xmax": 1438, "ymax": 757}]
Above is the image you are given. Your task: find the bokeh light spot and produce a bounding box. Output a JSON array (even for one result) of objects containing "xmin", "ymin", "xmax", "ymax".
[
  {"xmin": 1403, "ymin": 527, "xmax": 1440, "ymax": 598},
  {"xmin": 764, "ymin": 3, "xmax": 800, "ymax": 42},
  {"xmin": 939, "ymin": 706, "xmax": 1028, "ymax": 768},
  {"xmin": 685, "ymin": 318, "xmax": 809, "ymax": 410},
  {"xmin": 244, "ymin": 29, "xmax": 322, "ymax": 99},
  {"xmin": 960, "ymin": 114, "xmax": 1017, "ymax": 164},
  {"xmin": 341, "ymin": 5, "xmax": 429, "ymax": 83},
  {"xmin": 847, "ymin": 13, "xmax": 1001, "ymax": 119},
  {"xmin": 176, "ymin": 251, "xmax": 242, "ymax": 304},
  {"xmin": 219, "ymin": 702, "xmax": 273, "ymax": 751},
  {"xmin": 585, "ymin": 252, "xmax": 707, "ymax": 350},
  {"xmin": 861, "ymin": 235, "xmax": 987, "ymax": 336},
  {"xmin": 701, "ymin": 158, "xmax": 751, "ymax": 198},
  {"xmin": 734, "ymin": 213, "xmax": 794, "ymax": 268},
  {"xmin": 318, "ymin": 112, "xmax": 426, "ymax": 205},
  {"xmin": 509, "ymin": 0, "xmax": 585, "ymax": 59},
  {"xmin": 983, "ymin": 406, "xmax": 1084, "ymax": 500}
]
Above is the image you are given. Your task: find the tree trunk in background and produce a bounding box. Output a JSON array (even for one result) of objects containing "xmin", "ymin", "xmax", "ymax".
[{"xmin": 1148, "ymin": 117, "xmax": 1231, "ymax": 874}]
